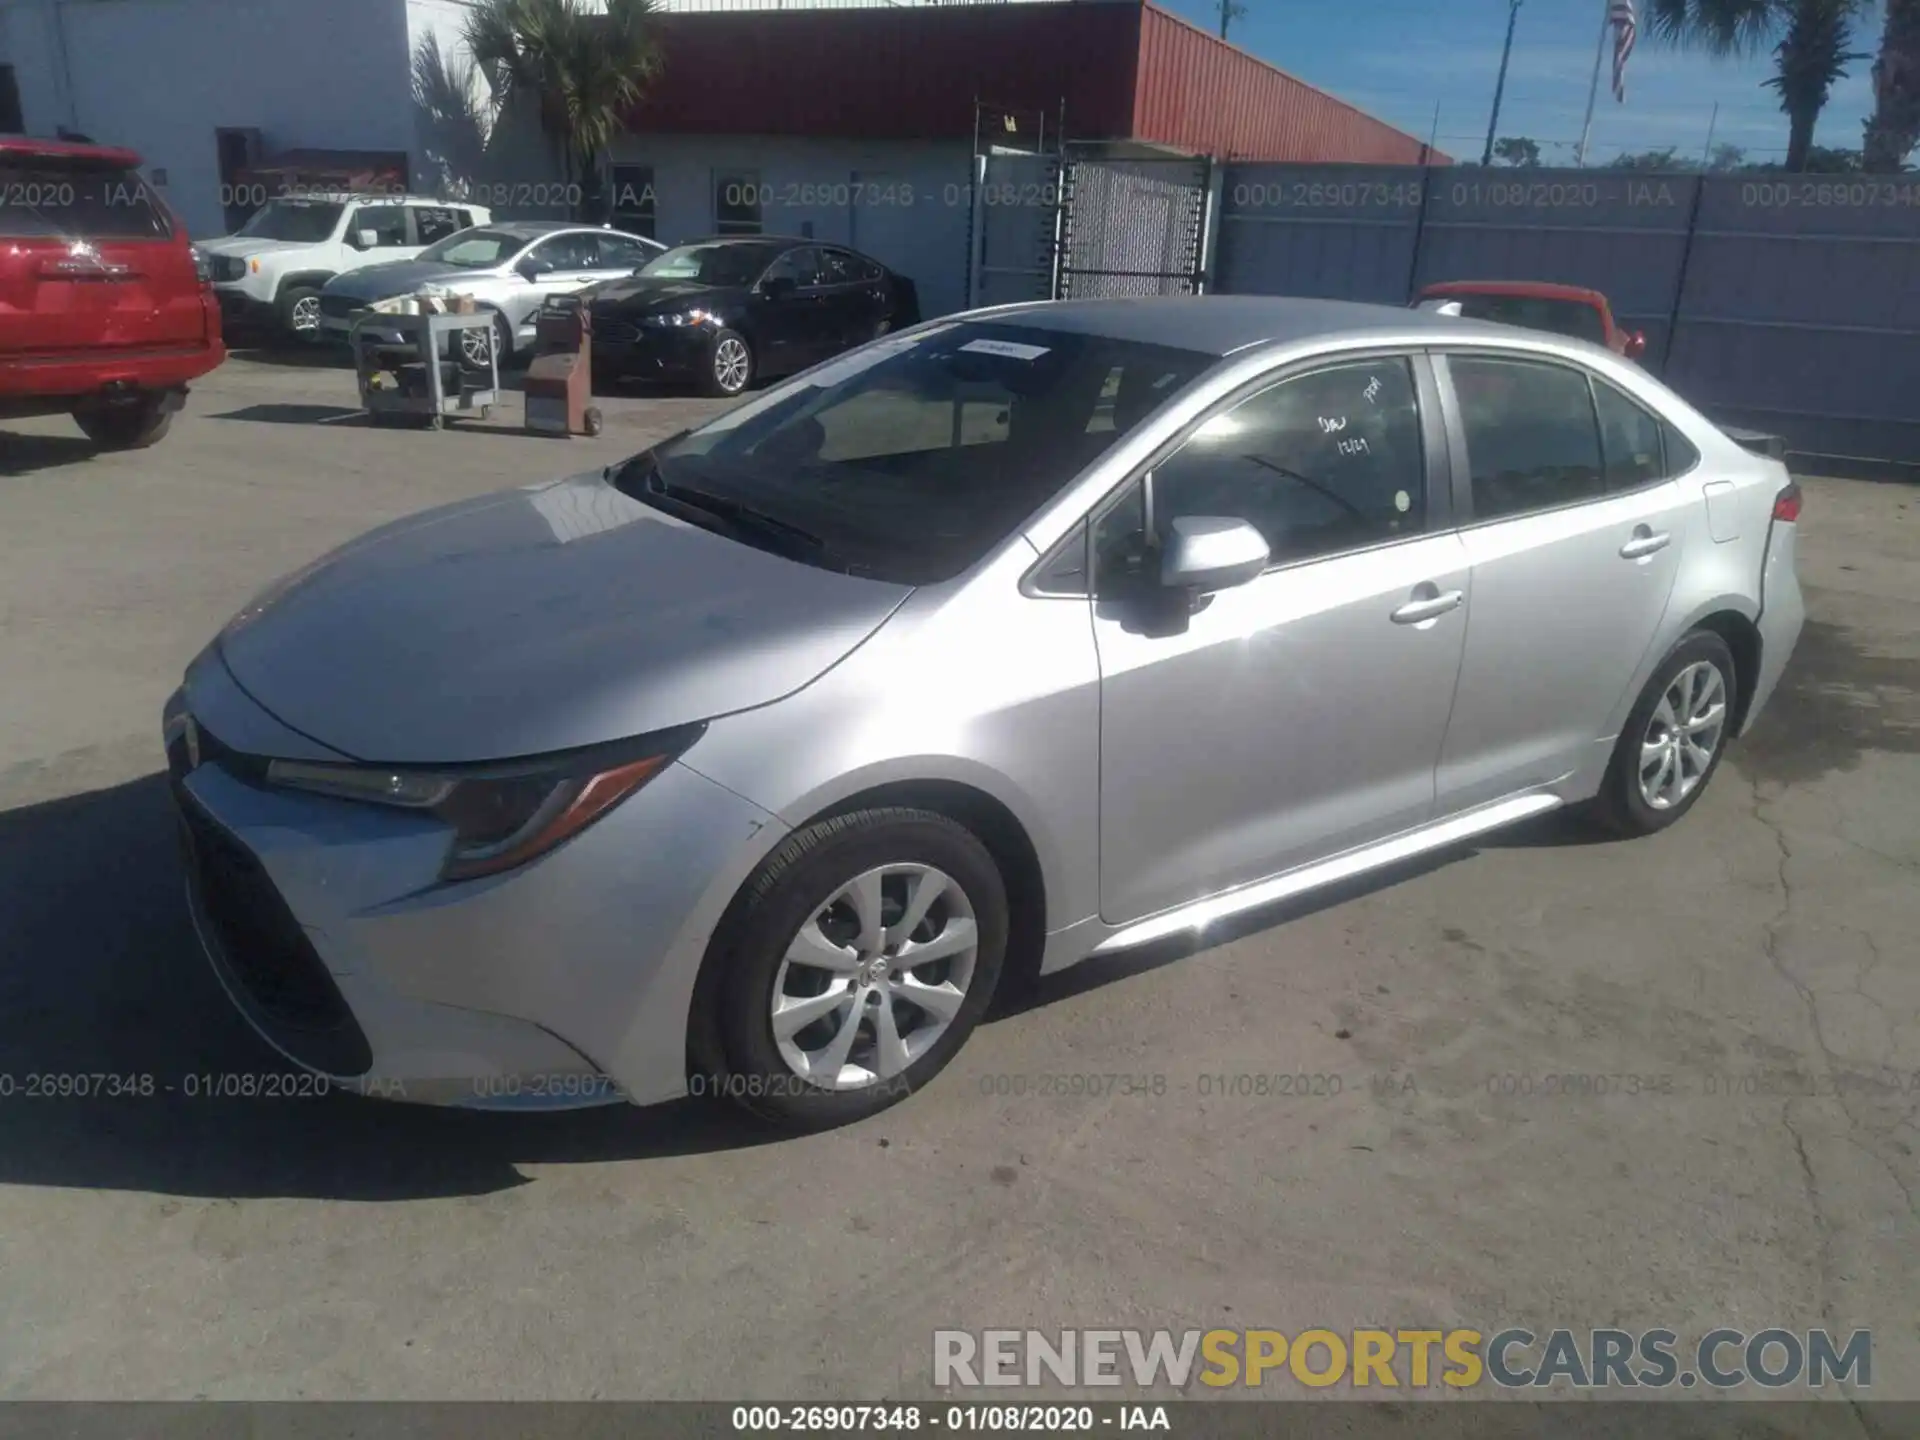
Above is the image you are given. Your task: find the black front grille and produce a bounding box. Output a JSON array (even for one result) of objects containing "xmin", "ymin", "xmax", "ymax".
[
  {"xmin": 593, "ymin": 318, "xmax": 640, "ymax": 343},
  {"xmin": 319, "ymin": 294, "xmax": 364, "ymax": 320},
  {"xmin": 176, "ymin": 788, "xmax": 373, "ymax": 1076}
]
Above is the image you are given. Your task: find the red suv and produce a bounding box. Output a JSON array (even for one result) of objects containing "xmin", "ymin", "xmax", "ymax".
[
  {"xmin": 1, "ymin": 136, "xmax": 225, "ymax": 449},
  {"xmin": 1414, "ymin": 280, "xmax": 1647, "ymax": 361}
]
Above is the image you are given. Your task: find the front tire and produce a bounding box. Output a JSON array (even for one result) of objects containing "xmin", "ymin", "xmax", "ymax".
[
  {"xmin": 711, "ymin": 808, "xmax": 1008, "ymax": 1130},
  {"xmin": 279, "ymin": 287, "xmax": 323, "ymax": 344},
  {"xmin": 74, "ymin": 392, "xmax": 176, "ymax": 450},
  {"xmin": 703, "ymin": 329, "xmax": 754, "ymax": 397},
  {"xmin": 1591, "ymin": 630, "xmax": 1738, "ymax": 836}
]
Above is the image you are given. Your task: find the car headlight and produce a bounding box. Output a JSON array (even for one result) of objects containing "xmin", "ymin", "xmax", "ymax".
[
  {"xmin": 264, "ymin": 726, "xmax": 703, "ymax": 882},
  {"xmin": 642, "ymin": 309, "xmax": 713, "ymax": 328},
  {"xmin": 191, "ymin": 245, "xmax": 211, "ymax": 283}
]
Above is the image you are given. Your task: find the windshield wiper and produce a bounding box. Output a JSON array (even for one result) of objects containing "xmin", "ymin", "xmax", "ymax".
[{"xmin": 614, "ymin": 456, "xmax": 845, "ymax": 565}]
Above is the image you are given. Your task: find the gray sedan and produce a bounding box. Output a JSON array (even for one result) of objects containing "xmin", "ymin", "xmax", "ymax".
[
  {"xmin": 317, "ymin": 221, "xmax": 664, "ymax": 366},
  {"xmin": 164, "ymin": 297, "xmax": 1804, "ymax": 1129}
]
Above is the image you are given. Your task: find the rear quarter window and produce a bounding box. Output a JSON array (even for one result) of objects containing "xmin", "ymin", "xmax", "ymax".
[{"xmin": 0, "ymin": 161, "xmax": 172, "ymax": 240}]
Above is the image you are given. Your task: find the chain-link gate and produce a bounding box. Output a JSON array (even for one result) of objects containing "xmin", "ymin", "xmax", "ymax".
[{"xmin": 1055, "ymin": 149, "xmax": 1213, "ymax": 300}]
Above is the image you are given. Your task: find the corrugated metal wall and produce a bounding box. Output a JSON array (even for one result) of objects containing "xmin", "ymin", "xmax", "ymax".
[
  {"xmin": 1212, "ymin": 162, "xmax": 1920, "ymax": 464},
  {"xmin": 1134, "ymin": 7, "xmax": 1439, "ymax": 164},
  {"xmin": 622, "ymin": 3, "xmax": 1435, "ymax": 163}
]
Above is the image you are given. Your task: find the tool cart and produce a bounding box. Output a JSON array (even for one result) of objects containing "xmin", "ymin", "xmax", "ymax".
[{"xmin": 350, "ymin": 309, "xmax": 501, "ymax": 430}]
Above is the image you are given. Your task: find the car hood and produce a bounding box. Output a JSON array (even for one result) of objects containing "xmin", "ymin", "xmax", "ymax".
[
  {"xmin": 198, "ymin": 236, "xmax": 318, "ymax": 260},
  {"xmin": 322, "ymin": 260, "xmax": 493, "ymax": 303},
  {"xmin": 215, "ymin": 472, "xmax": 911, "ymax": 765},
  {"xmin": 587, "ymin": 277, "xmax": 744, "ymax": 314}
]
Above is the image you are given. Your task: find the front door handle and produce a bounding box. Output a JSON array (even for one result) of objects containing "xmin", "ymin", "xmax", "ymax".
[
  {"xmin": 1391, "ymin": 588, "xmax": 1465, "ymax": 625},
  {"xmin": 1620, "ymin": 529, "xmax": 1672, "ymax": 560}
]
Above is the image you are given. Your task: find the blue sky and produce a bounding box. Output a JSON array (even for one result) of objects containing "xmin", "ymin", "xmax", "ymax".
[{"xmin": 1155, "ymin": 0, "xmax": 1880, "ymax": 165}]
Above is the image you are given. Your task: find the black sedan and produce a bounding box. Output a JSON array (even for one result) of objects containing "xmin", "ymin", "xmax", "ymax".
[{"xmin": 572, "ymin": 236, "xmax": 920, "ymax": 397}]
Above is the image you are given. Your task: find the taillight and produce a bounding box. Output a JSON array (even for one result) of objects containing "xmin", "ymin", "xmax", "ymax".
[{"xmin": 1772, "ymin": 482, "xmax": 1802, "ymax": 524}]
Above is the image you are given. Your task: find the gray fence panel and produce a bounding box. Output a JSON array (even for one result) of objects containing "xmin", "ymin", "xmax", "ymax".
[
  {"xmin": 1059, "ymin": 155, "xmax": 1208, "ymax": 298},
  {"xmin": 1413, "ymin": 173, "xmax": 1698, "ymax": 370},
  {"xmin": 1214, "ymin": 164, "xmax": 1425, "ymax": 302},
  {"xmin": 972, "ymin": 152, "xmax": 1060, "ymax": 308},
  {"xmin": 1662, "ymin": 176, "xmax": 1920, "ymax": 463},
  {"xmin": 1208, "ymin": 163, "xmax": 1920, "ymax": 465}
]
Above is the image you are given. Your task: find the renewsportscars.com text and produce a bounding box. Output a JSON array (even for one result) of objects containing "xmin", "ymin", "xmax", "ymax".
[{"xmin": 933, "ymin": 1327, "xmax": 1872, "ymax": 1391}]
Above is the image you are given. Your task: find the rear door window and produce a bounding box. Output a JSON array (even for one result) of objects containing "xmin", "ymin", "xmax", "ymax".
[
  {"xmin": 1450, "ymin": 356, "xmax": 1606, "ymax": 520},
  {"xmin": 1592, "ymin": 379, "xmax": 1669, "ymax": 490},
  {"xmin": 0, "ymin": 160, "xmax": 172, "ymax": 240}
]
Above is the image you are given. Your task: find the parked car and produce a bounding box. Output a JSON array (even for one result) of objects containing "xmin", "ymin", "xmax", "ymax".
[
  {"xmin": 165, "ymin": 297, "xmax": 1803, "ymax": 1129},
  {"xmin": 199, "ymin": 194, "xmax": 493, "ymax": 344},
  {"xmin": 1415, "ymin": 280, "xmax": 1647, "ymax": 360},
  {"xmin": 0, "ymin": 135, "xmax": 225, "ymax": 449},
  {"xmin": 574, "ymin": 236, "xmax": 920, "ymax": 396},
  {"xmin": 316, "ymin": 222, "xmax": 666, "ymax": 369}
]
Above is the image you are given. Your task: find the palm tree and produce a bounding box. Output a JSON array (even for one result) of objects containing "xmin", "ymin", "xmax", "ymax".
[
  {"xmin": 464, "ymin": 0, "xmax": 661, "ymax": 221},
  {"xmin": 1646, "ymin": 0, "xmax": 1869, "ymax": 171},
  {"xmin": 1863, "ymin": 0, "xmax": 1920, "ymax": 170}
]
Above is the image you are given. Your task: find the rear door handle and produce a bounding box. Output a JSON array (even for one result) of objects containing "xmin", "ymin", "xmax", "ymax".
[
  {"xmin": 1620, "ymin": 530, "xmax": 1672, "ymax": 559},
  {"xmin": 1391, "ymin": 589, "xmax": 1464, "ymax": 625}
]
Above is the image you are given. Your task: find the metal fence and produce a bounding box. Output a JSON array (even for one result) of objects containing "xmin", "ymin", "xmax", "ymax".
[{"xmin": 1210, "ymin": 163, "xmax": 1920, "ymax": 466}]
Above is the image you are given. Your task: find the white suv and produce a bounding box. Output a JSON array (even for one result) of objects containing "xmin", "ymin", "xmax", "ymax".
[{"xmin": 198, "ymin": 195, "xmax": 492, "ymax": 343}]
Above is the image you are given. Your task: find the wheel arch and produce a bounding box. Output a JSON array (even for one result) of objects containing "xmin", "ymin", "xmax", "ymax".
[
  {"xmin": 1689, "ymin": 608, "xmax": 1763, "ymax": 736},
  {"xmin": 273, "ymin": 271, "xmax": 337, "ymax": 301},
  {"xmin": 683, "ymin": 774, "xmax": 1051, "ymax": 1084}
]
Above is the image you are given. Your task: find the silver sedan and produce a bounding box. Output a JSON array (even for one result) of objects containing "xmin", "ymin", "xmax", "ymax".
[
  {"xmin": 316, "ymin": 221, "xmax": 664, "ymax": 367},
  {"xmin": 164, "ymin": 297, "xmax": 1804, "ymax": 1128}
]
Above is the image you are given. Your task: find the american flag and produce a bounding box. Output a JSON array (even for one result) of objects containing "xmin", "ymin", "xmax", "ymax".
[{"xmin": 1610, "ymin": 0, "xmax": 1638, "ymax": 102}]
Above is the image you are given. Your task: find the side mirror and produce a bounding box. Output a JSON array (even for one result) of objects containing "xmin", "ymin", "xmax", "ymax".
[
  {"xmin": 351, "ymin": 229, "xmax": 379, "ymax": 250},
  {"xmin": 1160, "ymin": 515, "xmax": 1270, "ymax": 594},
  {"xmin": 1625, "ymin": 331, "xmax": 1648, "ymax": 360},
  {"xmin": 516, "ymin": 258, "xmax": 547, "ymax": 281},
  {"xmin": 761, "ymin": 274, "xmax": 796, "ymax": 299}
]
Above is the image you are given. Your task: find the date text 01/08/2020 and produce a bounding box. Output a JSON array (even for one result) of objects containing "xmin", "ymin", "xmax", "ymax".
[{"xmin": 730, "ymin": 1405, "xmax": 1171, "ymax": 1432}]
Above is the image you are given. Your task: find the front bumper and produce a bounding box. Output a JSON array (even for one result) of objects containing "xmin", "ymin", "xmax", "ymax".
[
  {"xmin": 589, "ymin": 321, "xmax": 712, "ymax": 380},
  {"xmin": 163, "ymin": 658, "xmax": 785, "ymax": 1109},
  {"xmin": 212, "ymin": 286, "xmax": 277, "ymax": 331}
]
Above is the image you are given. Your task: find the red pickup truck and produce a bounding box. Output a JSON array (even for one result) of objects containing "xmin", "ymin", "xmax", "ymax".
[
  {"xmin": 0, "ymin": 136, "xmax": 226, "ymax": 449},
  {"xmin": 1414, "ymin": 279, "xmax": 1647, "ymax": 361}
]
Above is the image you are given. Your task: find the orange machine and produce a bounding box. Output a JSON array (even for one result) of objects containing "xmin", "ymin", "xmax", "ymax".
[{"xmin": 524, "ymin": 300, "xmax": 603, "ymax": 438}]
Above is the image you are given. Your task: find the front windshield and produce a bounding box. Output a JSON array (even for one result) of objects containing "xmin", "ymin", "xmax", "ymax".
[
  {"xmin": 236, "ymin": 200, "xmax": 344, "ymax": 243},
  {"xmin": 1443, "ymin": 293, "xmax": 1610, "ymax": 346},
  {"xmin": 638, "ymin": 241, "xmax": 785, "ymax": 288},
  {"xmin": 417, "ymin": 228, "xmax": 524, "ymax": 268},
  {"xmin": 616, "ymin": 322, "xmax": 1213, "ymax": 585}
]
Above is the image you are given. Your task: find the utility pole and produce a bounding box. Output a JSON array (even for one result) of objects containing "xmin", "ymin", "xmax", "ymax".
[
  {"xmin": 1217, "ymin": 0, "xmax": 1247, "ymax": 41},
  {"xmin": 1481, "ymin": 0, "xmax": 1524, "ymax": 167}
]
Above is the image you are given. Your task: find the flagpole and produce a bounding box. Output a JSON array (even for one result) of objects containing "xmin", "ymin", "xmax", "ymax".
[{"xmin": 1575, "ymin": 1, "xmax": 1610, "ymax": 168}]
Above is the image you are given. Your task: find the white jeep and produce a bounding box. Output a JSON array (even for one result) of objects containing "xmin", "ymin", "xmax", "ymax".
[{"xmin": 199, "ymin": 195, "xmax": 493, "ymax": 343}]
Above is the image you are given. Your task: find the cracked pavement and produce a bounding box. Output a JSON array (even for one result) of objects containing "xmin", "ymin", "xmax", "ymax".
[{"xmin": 0, "ymin": 356, "xmax": 1915, "ymax": 1405}]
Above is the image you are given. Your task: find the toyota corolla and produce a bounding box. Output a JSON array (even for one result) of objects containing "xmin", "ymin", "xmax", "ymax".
[{"xmin": 164, "ymin": 297, "xmax": 1804, "ymax": 1129}]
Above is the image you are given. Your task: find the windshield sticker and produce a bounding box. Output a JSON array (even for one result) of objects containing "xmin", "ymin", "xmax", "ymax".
[
  {"xmin": 1317, "ymin": 416, "xmax": 1348, "ymax": 434},
  {"xmin": 1395, "ymin": 490, "xmax": 1412, "ymax": 513},
  {"xmin": 1364, "ymin": 375, "xmax": 1383, "ymax": 403},
  {"xmin": 800, "ymin": 324, "xmax": 957, "ymax": 389},
  {"xmin": 958, "ymin": 338, "xmax": 1050, "ymax": 361}
]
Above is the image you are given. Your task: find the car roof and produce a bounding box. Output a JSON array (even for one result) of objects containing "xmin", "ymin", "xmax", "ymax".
[
  {"xmin": 0, "ymin": 135, "xmax": 142, "ymax": 168},
  {"xmin": 1419, "ymin": 279, "xmax": 1610, "ymax": 305},
  {"xmin": 964, "ymin": 295, "xmax": 1543, "ymax": 359}
]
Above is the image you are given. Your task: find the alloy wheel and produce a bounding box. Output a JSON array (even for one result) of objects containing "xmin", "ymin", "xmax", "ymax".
[
  {"xmin": 1638, "ymin": 660, "xmax": 1728, "ymax": 810},
  {"xmin": 289, "ymin": 295, "xmax": 320, "ymax": 335},
  {"xmin": 460, "ymin": 324, "xmax": 493, "ymax": 370},
  {"xmin": 769, "ymin": 864, "xmax": 978, "ymax": 1090},
  {"xmin": 714, "ymin": 337, "xmax": 750, "ymax": 393}
]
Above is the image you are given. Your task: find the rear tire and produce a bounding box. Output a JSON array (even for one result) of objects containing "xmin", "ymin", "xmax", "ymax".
[
  {"xmin": 1590, "ymin": 630, "xmax": 1738, "ymax": 837},
  {"xmin": 709, "ymin": 808, "xmax": 1008, "ymax": 1130},
  {"xmin": 74, "ymin": 393, "xmax": 175, "ymax": 450}
]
